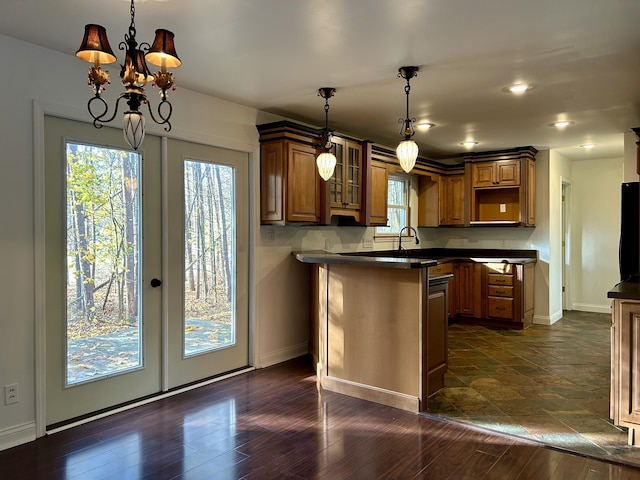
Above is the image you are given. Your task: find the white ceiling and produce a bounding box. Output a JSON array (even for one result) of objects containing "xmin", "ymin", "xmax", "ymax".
[{"xmin": 3, "ymin": 0, "xmax": 640, "ymax": 160}]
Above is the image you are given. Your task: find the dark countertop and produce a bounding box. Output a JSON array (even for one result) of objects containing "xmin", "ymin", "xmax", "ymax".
[
  {"xmin": 608, "ymin": 276, "xmax": 640, "ymax": 300},
  {"xmin": 294, "ymin": 251, "xmax": 437, "ymax": 269},
  {"xmin": 294, "ymin": 247, "xmax": 537, "ymax": 269}
]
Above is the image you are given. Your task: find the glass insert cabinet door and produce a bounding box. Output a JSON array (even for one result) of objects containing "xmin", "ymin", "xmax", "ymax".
[{"xmin": 328, "ymin": 137, "xmax": 361, "ymax": 210}]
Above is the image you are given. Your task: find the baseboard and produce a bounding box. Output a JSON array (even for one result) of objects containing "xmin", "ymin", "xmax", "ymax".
[
  {"xmin": 321, "ymin": 375, "xmax": 420, "ymax": 413},
  {"xmin": 572, "ymin": 303, "xmax": 612, "ymax": 314},
  {"xmin": 0, "ymin": 422, "xmax": 36, "ymax": 451},
  {"xmin": 257, "ymin": 342, "xmax": 308, "ymax": 368},
  {"xmin": 533, "ymin": 309, "xmax": 563, "ymax": 326}
]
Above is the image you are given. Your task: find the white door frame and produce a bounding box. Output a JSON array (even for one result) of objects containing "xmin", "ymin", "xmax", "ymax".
[
  {"xmin": 561, "ymin": 178, "xmax": 572, "ymax": 311},
  {"xmin": 33, "ymin": 100, "xmax": 258, "ymax": 437}
]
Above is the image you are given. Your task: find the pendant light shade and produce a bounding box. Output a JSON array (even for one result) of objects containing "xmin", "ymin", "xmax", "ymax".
[
  {"xmin": 396, "ymin": 139, "xmax": 419, "ymax": 173},
  {"xmin": 316, "ymin": 87, "xmax": 337, "ymax": 181},
  {"xmin": 145, "ymin": 29, "xmax": 181, "ymax": 69},
  {"xmin": 76, "ymin": 24, "xmax": 116, "ymax": 65},
  {"xmin": 123, "ymin": 111, "xmax": 146, "ymax": 150},
  {"xmin": 396, "ymin": 66, "xmax": 420, "ymax": 173},
  {"xmin": 316, "ymin": 151, "xmax": 337, "ymax": 181}
]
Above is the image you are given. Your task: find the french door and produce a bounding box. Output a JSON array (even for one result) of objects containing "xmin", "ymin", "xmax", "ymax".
[{"xmin": 44, "ymin": 116, "xmax": 249, "ymax": 426}]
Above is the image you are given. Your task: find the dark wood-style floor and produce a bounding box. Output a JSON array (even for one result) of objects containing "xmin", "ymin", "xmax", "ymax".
[{"xmin": 2, "ymin": 356, "xmax": 640, "ymax": 479}]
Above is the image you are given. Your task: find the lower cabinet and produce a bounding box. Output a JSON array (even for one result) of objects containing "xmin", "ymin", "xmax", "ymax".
[
  {"xmin": 458, "ymin": 262, "xmax": 482, "ymax": 317},
  {"xmin": 431, "ymin": 260, "xmax": 535, "ymax": 328},
  {"xmin": 427, "ymin": 280, "xmax": 449, "ymax": 395},
  {"xmin": 611, "ymin": 299, "xmax": 640, "ymax": 445},
  {"xmin": 483, "ymin": 262, "xmax": 534, "ymax": 328}
]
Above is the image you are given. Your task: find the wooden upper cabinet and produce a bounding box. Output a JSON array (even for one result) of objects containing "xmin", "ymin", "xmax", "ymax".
[
  {"xmin": 367, "ymin": 160, "xmax": 389, "ymax": 226},
  {"xmin": 465, "ymin": 147, "xmax": 536, "ymax": 226},
  {"xmin": 258, "ymin": 121, "xmax": 322, "ymax": 225},
  {"xmin": 329, "ymin": 137, "xmax": 363, "ymax": 219},
  {"xmin": 472, "ymin": 160, "xmax": 520, "ymax": 187},
  {"xmin": 286, "ymin": 142, "xmax": 322, "ymax": 223},
  {"xmin": 260, "ymin": 141, "xmax": 285, "ymax": 223},
  {"xmin": 439, "ymin": 174, "xmax": 465, "ymax": 225},
  {"xmin": 526, "ymin": 158, "xmax": 535, "ymax": 225}
]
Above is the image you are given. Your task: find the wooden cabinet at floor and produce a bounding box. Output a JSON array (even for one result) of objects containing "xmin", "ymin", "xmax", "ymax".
[
  {"xmin": 611, "ymin": 299, "xmax": 640, "ymax": 445},
  {"xmin": 483, "ymin": 262, "xmax": 534, "ymax": 328},
  {"xmin": 429, "ymin": 262, "xmax": 458, "ymax": 318},
  {"xmin": 457, "ymin": 262, "xmax": 482, "ymax": 317},
  {"xmin": 328, "ymin": 137, "xmax": 363, "ymax": 221},
  {"xmin": 439, "ymin": 174, "xmax": 465, "ymax": 226},
  {"xmin": 427, "ymin": 280, "xmax": 448, "ymax": 395},
  {"xmin": 258, "ymin": 122, "xmax": 323, "ymax": 225}
]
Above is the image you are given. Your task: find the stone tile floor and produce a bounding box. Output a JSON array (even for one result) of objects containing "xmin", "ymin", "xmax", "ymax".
[{"xmin": 426, "ymin": 310, "xmax": 640, "ymax": 467}]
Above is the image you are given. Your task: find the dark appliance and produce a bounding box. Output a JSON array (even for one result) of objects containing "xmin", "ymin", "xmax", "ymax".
[{"xmin": 619, "ymin": 182, "xmax": 640, "ymax": 281}]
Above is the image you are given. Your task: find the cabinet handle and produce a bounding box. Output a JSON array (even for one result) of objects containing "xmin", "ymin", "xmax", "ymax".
[{"xmin": 496, "ymin": 306, "xmax": 505, "ymax": 310}]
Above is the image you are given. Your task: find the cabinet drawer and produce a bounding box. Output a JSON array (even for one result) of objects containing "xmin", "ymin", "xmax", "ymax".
[
  {"xmin": 488, "ymin": 274, "xmax": 513, "ymax": 286},
  {"xmin": 488, "ymin": 285, "xmax": 513, "ymax": 297},
  {"xmin": 429, "ymin": 263, "xmax": 453, "ymax": 276},
  {"xmin": 487, "ymin": 297, "xmax": 514, "ymax": 319}
]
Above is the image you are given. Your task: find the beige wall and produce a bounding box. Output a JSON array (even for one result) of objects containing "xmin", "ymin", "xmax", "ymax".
[
  {"xmin": 0, "ymin": 31, "xmax": 632, "ymax": 451},
  {"xmin": 569, "ymin": 157, "xmax": 623, "ymax": 312}
]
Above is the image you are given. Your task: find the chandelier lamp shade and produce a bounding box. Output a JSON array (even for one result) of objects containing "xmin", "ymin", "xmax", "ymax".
[
  {"xmin": 396, "ymin": 66, "xmax": 420, "ymax": 173},
  {"xmin": 76, "ymin": 0, "xmax": 181, "ymax": 150},
  {"xmin": 316, "ymin": 87, "xmax": 338, "ymax": 181}
]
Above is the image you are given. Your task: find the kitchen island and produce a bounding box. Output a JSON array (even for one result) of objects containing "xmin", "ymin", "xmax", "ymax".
[
  {"xmin": 296, "ymin": 248, "xmax": 536, "ymax": 413},
  {"xmin": 296, "ymin": 251, "xmax": 448, "ymax": 412}
]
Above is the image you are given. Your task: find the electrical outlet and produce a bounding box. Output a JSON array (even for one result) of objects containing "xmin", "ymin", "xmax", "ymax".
[
  {"xmin": 499, "ymin": 203, "xmax": 507, "ymax": 213},
  {"xmin": 4, "ymin": 383, "xmax": 18, "ymax": 405},
  {"xmin": 265, "ymin": 229, "xmax": 274, "ymax": 242},
  {"xmin": 362, "ymin": 238, "xmax": 373, "ymax": 249}
]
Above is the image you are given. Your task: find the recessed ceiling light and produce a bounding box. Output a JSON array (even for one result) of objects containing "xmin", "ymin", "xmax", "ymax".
[
  {"xmin": 551, "ymin": 120, "xmax": 574, "ymax": 128},
  {"xmin": 460, "ymin": 141, "xmax": 478, "ymax": 147},
  {"xmin": 510, "ymin": 84, "xmax": 528, "ymax": 94},
  {"xmin": 580, "ymin": 143, "xmax": 597, "ymax": 149},
  {"xmin": 504, "ymin": 83, "xmax": 531, "ymax": 94},
  {"xmin": 416, "ymin": 122, "xmax": 436, "ymax": 130}
]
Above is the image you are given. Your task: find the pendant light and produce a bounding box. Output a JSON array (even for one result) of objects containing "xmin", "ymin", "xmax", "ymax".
[
  {"xmin": 76, "ymin": 0, "xmax": 181, "ymax": 150},
  {"xmin": 396, "ymin": 66, "xmax": 420, "ymax": 173},
  {"xmin": 316, "ymin": 88, "xmax": 337, "ymax": 181}
]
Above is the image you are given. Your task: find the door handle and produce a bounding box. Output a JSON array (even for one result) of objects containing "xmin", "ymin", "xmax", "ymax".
[{"xmin": 150, "ymin": 278, "xmax": 162, "ymax": 288}]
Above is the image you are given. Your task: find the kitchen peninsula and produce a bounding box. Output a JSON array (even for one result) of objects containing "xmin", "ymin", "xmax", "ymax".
[{"xmin": 296, "ymin": 248, "xmax": 537, "ymax": 413}]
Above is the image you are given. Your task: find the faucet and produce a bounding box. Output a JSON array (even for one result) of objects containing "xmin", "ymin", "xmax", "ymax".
[{"xmin": 398, "ymin": 226, "xmax": 420, "ymax": 251}]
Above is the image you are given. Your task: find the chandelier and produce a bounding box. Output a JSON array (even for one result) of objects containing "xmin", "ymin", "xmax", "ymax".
[
  {"xmin": 76, "ymin": 0, "xmax": 181, "ymax": 150},
  {"xmin": 316, "ymin": 87, "xmax": 337, "ymax": 181},
  {"xmin": 396, "ymin": 66, "xmax": 420, "ymax": 173}
]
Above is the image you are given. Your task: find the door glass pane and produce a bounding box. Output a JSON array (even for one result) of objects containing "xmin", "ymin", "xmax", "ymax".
[
  {"xmin": 184, "ymin": 160, "xmax": 236, "ymax": 356},
  {"xmin": 65, "ymin": 142, "xmax": 142, "ymax": 385}
]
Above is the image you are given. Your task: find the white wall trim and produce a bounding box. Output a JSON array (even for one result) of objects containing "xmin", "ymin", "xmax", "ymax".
[
  {"xmin": 32, "ymin": 99, "xmax": 260, "ymax": 438},
  {"xmin": 33, "ymin": 100, "xmax": 47, "ymax": 439},
  {"xmin": 572, "ymin": 303, "xmax": 612, "ymax": 315},
  {"xmin": 0, "ymin": 422, "xmax": 36, "ymax": 452},
  {"xmin": 533, "ymin": 309, "xmax": 563, "ymax": 325},
  {"xmin": 258, "ymin": 343, "xmax": 308, "ymax": 368}
]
